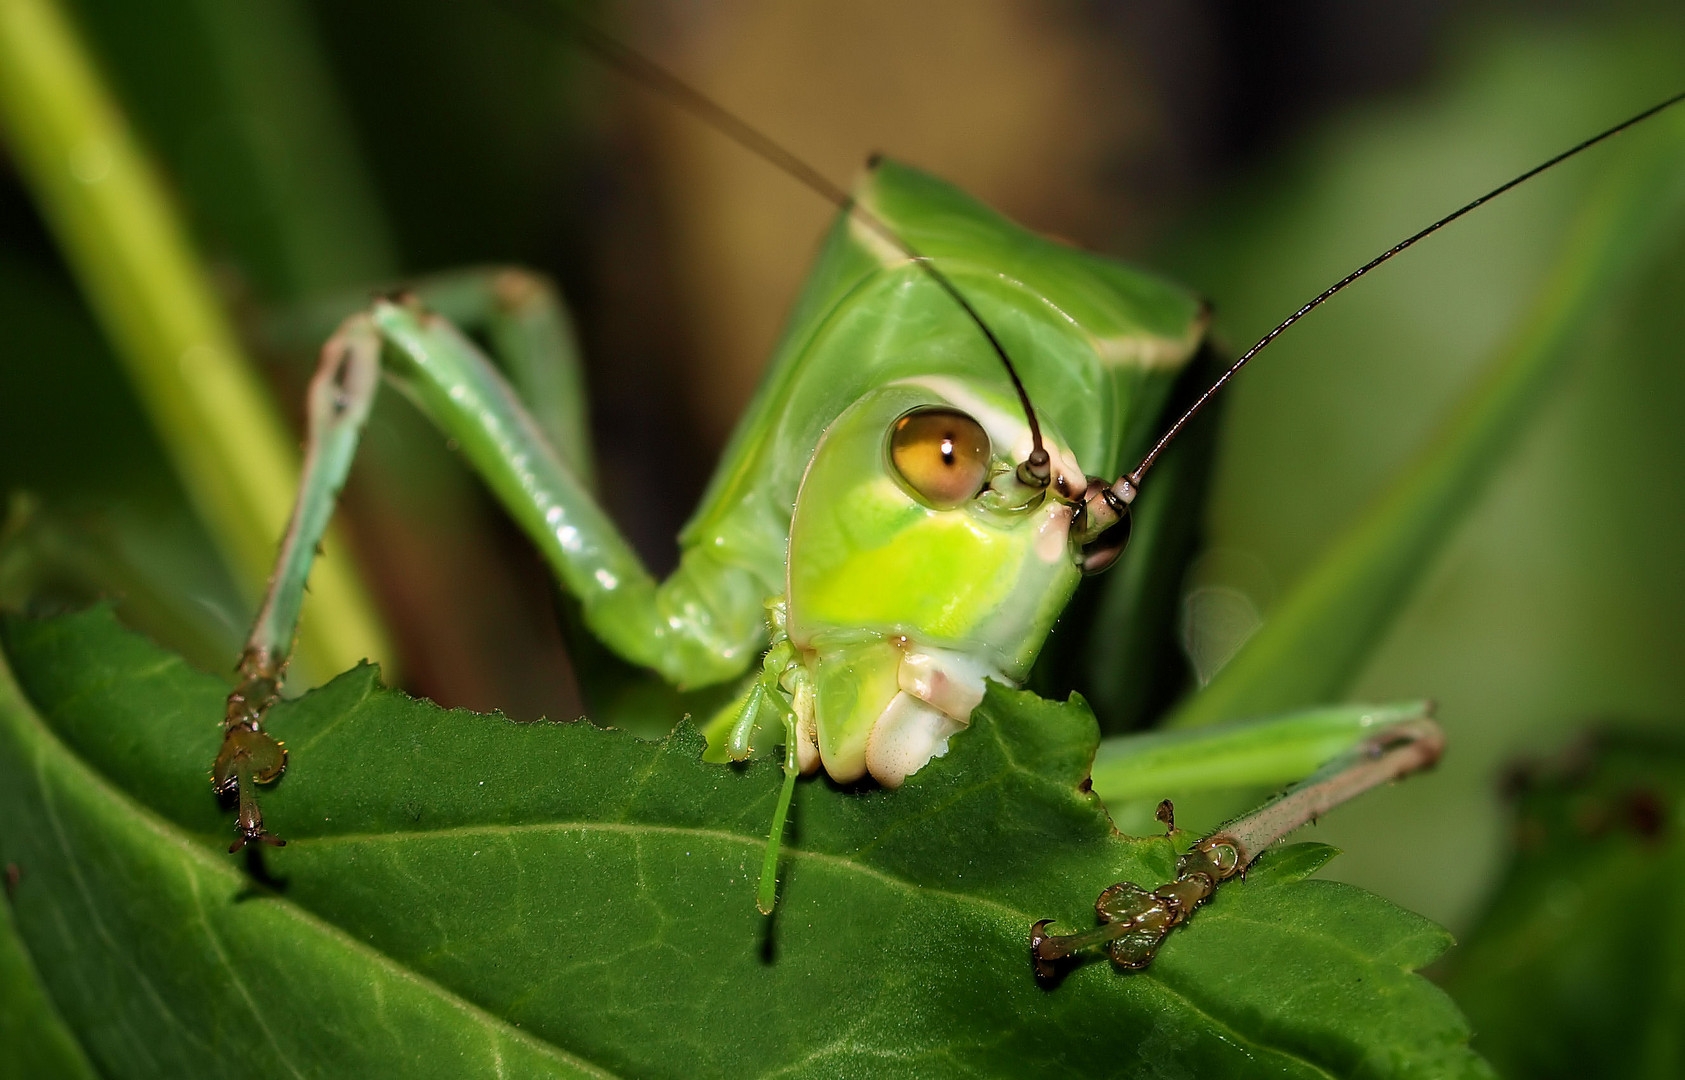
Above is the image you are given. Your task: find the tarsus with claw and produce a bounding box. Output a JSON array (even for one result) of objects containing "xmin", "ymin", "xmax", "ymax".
[{"xmin": 1031, "ymin": 715, "xmax": 1444, "ymax": 978}]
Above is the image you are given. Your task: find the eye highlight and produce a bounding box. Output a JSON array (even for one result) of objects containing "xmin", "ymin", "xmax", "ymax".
[{"xmin": 887, "ymin": 407, "xmax": 991, "ymax": 510}]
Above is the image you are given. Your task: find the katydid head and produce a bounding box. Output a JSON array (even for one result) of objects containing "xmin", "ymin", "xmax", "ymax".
[
  {"xmin": 784, "ymin": 379, "xmax": 1089, "ymax": 786},
  {"xmin": 760, "ymin": 157, "xmax": 1203, "ymax": 788}
]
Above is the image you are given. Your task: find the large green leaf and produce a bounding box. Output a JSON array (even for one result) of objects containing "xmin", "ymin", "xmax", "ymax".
[
  {"xmin": 0, "ymin": 608, "xmax": 1486, "ymax": 1078},
  {"xmin": 0, "ymin": 886, "xmax": 98, "ymax": 1079}
]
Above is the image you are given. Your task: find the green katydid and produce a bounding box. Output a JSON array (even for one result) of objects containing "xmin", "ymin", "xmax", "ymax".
[{"xmin": 203, "ymin": 11, "xmax": 1685, "ymax": 975}]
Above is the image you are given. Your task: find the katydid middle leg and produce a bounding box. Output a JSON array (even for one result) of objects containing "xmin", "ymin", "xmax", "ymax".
[
  {"xmin": 215, "ymin": 284, "xmax": 777, "ymax": 849},
  {"xmin": 1032, "ymin": 702, "xmax": 1445, "ymax": 975}
]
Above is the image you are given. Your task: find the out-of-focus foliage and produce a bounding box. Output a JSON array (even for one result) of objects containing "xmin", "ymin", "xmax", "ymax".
[
  {"xmin": 1160, "ymin": 12, "xmax": 1685, "ymax": 931},
  {"xmin": 0, "ymin": 0, "xmax": 387, "ymax": 681},
  {"xmin": 0, "ymin": 251, "xmax": 236, "ymax": 658},
  {"xmin": 1444, "ymin": 732, "xmax": 1685, "ymax": 1076}
]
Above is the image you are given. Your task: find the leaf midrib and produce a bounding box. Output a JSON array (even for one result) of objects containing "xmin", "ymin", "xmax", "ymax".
[
  {"xmin": 286, "ymin": 819, "xmax": 1342, "ymax": 1078},
  {"xmin": 288, "ymin": 818, "xmax": 1033, "ymax": 924}
]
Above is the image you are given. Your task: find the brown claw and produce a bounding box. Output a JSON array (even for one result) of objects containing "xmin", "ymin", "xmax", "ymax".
[
  {"xmin": 228, "ymin": 796, "xmax": 288, "ymax": 853},
  {"xmin": 215, "ymin": 674, "xmax": 289, "ymax": 851},
  {"xmin": 1030, "ymin": 920, "xmax": 1061, "ymax": 983},
  {"xmin": 1031, "ymin": 837, "xmax": 1244, "ymax": 979}
]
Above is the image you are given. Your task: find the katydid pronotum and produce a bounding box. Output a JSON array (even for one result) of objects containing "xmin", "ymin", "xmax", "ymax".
[{"xmin": 203, "ymin": 12, "xmax": 1685, "ymax": 976}]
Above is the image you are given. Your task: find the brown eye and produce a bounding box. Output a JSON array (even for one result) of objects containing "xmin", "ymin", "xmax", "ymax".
[{"xmin": 887, "ymin": 408, "xmax": 991, "ymax": 509}]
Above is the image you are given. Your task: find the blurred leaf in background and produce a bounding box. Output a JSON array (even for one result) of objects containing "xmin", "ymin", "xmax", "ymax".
[
  {"xmin": 0, "ymin": 245, "xmax": 240, "ymax": 673},
  {"xmin": 1444, "ymin": 731, "xmax": 1685, "ymax": 1076}
]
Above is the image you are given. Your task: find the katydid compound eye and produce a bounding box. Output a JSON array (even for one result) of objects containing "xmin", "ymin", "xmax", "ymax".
[{"xmin": 888, "ymin": 408, "xmax": 991, "ymax": 510}]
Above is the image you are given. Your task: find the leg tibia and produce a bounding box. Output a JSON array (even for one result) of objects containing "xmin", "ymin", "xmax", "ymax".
[
  {"xmin": 1034, "ymin": 702, "xmax": 1444, "ymax": 977},
  {"xmin": 266, "ymin": 266, "xmax": 593, "ymax": 482},
  {"xmin": 245, "ymin": 320, "xmax": 381, "ymax": 673}
]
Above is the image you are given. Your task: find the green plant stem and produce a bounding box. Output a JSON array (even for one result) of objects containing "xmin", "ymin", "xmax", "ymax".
[
  {"xmin": 1170, "ymin": 112, "xmax": 1685, "ymax": 729},
  {"xmin": 0, "ymin": 0, "xmax": 389, "ymax": 682}
]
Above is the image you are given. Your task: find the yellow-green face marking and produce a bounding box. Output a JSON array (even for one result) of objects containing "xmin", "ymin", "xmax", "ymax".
[{"xmin": 786, "ymin": 380, "xmax": 1087, "ymax": 784}]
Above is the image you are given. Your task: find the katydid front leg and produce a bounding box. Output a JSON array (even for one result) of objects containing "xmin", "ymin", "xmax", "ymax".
[
  {"xmin": 214, "ymin": 319, "xmax": 378, "ymax": 850},
  {"xmin": 215, "ymin": 287, "xmax": 775, "ymax": 850},
  {"xmin": 1031, "ymin": 703, "xmax": 1444, "ymax": 976}
]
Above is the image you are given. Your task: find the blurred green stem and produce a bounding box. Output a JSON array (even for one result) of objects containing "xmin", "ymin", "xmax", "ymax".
[
  {"xmin": 180, "ymin": 0, "xmax": 398, "ymax": 298},
  {"xmin": 0, "ymin": 0, "xmax": 389, "ymax": 681},
  {"xmin": 1170, "ymin": 114, "xmax": 1685, "ymax": 728}
]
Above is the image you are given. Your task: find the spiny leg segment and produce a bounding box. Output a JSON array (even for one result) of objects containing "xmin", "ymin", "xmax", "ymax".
[
  {"xmin": 1032, "ymin": 707, "xmax": 1444, "ymax": 977},
  {"xmin": 214, "ymin": 318, "xmax": 380, "ymax": 850}
]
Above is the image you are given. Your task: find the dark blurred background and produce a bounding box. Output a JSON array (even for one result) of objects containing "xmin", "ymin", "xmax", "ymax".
[{"xmin": 3, "ymin": 3, "xmax": 1684, "ymax": 1059}]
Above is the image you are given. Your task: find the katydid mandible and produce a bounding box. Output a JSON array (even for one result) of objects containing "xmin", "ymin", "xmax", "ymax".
[{"xmin": 208, "ymin": 13, "xmax": 1685, "ymax": 972}]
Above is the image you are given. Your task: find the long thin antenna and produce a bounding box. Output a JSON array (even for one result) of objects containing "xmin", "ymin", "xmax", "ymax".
[
  {"xmin": 1126, "ymin": 87, "xmax": 1685, "ymax": 488},
  {"xmin": 502, "ymin": 0, "xmax": 1050, "ymax": 479}
]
